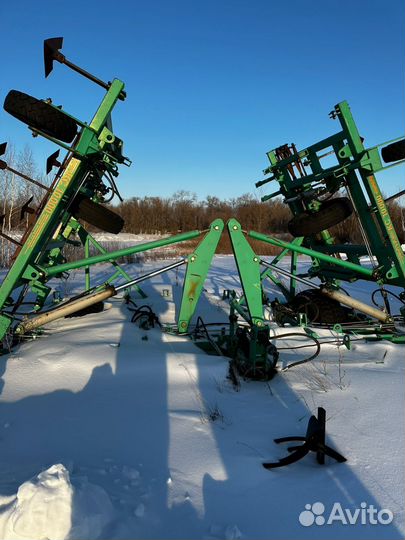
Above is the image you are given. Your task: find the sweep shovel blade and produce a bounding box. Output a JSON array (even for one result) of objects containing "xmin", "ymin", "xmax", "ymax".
[
  {"xmin": 44, "ymin": 37, "xmax": 64, "ymax": 77},
  {"xmin": 0, "ymin": 142, "xmax": 7, "ymax": 170},
  {"xmin": 46, "ymin": 149, "xmax": 61, "ymax": 175},
  {"xmin": 20, "ymin": 196, "xmax": 35, "ymax": 221}
]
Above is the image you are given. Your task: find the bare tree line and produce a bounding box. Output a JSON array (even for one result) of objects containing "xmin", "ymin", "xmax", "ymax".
[
  {"xmin": 113, "ymin": 190, "xmax": 405, "ymax": 245},
  {"xmin": 115, "ymin": 190, "xmax": 293, "ymax": 236},
  {"xmin": 0, "ymin": 144, "xmax": 404, "ymax": 266}
]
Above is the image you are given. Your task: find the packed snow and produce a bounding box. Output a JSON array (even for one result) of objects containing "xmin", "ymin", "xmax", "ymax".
[
  {"xmin": 0, "ymin": 256, "xmax": 403, "ymax": 539},
  {"xmin": 0, "ymin": 464, "xmax": 114, "ymax": 540}
]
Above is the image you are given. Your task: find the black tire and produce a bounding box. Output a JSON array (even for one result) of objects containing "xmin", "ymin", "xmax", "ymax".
[
  {"xmin": 288, "ymin": 289, "xmax": 349, "ymax": 324},
  {"xmin": 381, "ymin": 140, "xmax": 405, "ymax": 163},
  {"xmin": 3, "ymin": 90, "xmax": 78, "ymax": 143},
  {"xmin": 288, "ymin": 197, "xmax": 353, "ymax": 237},
  {"xmin": 70, "ymin": 195, "xmax": 124, "ymax": 234}
]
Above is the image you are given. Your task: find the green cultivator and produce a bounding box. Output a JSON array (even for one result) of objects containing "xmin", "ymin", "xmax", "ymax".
[
  {"xmin": 253, "ymin": 101, "xmax": 405, "ymax": 342},
  {"xmin": 1, "ymin": 38, "xmax": 404, "ymax": 379}
]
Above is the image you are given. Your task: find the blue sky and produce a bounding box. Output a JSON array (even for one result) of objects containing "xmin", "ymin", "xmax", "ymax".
[{"xmin": 1, "ymin": 0, "xmax": 404, "ymax": 201}]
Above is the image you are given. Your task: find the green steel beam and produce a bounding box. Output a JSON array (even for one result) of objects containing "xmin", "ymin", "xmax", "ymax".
[
  {"xmin": 40, "ymin": 231, "xmax": 202, "ymax": 278},
  {"xmin": 178, "ymin": 219, "xmax": 224, "ymax": 332},
  {"xmin": 248, "ymin": 231, "xmax": 374, "ymax": 279},
  {"xmin": 44, "ymin": 229, "xmax": 202, "ymax": 277},
  {"xmin": 227, "ymin": 219, "xmax": 265, "ymax": 326}
]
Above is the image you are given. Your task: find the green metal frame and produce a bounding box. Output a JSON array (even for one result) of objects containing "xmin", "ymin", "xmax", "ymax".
[
  {"xmin": 256, "ymin": 101, "xmax": 405, "ymax": 289},
  {"xmin": 2, "ymin": 37, "xmax": 404, "ymax": 372},
  {"xmin": 178, "ymin": 219, "xmax": 224, "ymax": 332},
  {"xmin": 0, "ymin": 79, "xmax": 139, "ymax": 342},
  {"xmin": 227, "ymin": 219, "xmax": 265, "ymax": 327}
]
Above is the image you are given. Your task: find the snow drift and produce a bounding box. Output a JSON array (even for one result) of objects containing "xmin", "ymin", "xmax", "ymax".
[{"xmin": 0, "ymin": 464, "xmax": 114, "ymax": 540}]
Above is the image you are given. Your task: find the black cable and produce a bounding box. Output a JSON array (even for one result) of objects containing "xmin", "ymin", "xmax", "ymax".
[
  {"xmin": 190, "ymin": 322, "xmax": 324, "ymax": 371},
  {"xmin": 371, "ymin": 288, "xmax": 405, "ymax": 308},
  {"xmin": 105, "ymin": 171, "xmax": 124, "ymax": 202},
  {"xmin": 128, "ymin": 304, "xmax": 161, "ymax": 328},
  {"xmin": 268, "ymin": 332, "xmax": 321, "ymax": 371},
  {"xmin": 337, "ymin": 286, "xmax": 351, "ymax": 296},
  {"xmin": 277, "ymin": 343, "xmax": 323, "ymax": 350},
  {"xmin": 131, "ymin": 305, "xmax": 154, "ymax": 322},
  {"xmin": 125, "ymin": 298, "xmax": 138, "ymax": 311}
]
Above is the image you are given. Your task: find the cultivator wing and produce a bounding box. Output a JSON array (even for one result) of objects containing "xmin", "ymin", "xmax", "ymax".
[
  {"xmin": 251, "ymin": 100, "xmax": 405, "ymax": 343},
  {"xmin": 1, "ymin": 39, "xmax": 226, "ymax": 344},
  {"xmin": 0, "ymin": 38, "xmax": 137, "ymax": 345},
  {"xmin": 257, "ymin": 101, "xmax": 405, "ymax": 289},
  {"xmin": 1, "ymin": 36, "xmax": 404, "ymax": 378}
]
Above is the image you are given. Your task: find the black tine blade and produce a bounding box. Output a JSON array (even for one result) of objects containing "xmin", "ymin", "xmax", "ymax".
[
  {"xmin": 44, "ymin": 37, "xmax": 64, "ymax": 77},
  {"xmin": 20, "ymin": 196, "xmax": 35, "ymax": 221},
  {"xmin": 46, "ymin": 149, "xmax": 61, "ymax": 174},
  {"xmin": 263, "ymin": 447, "xmax": 309, "ymax": 469},
  {"xmin": 0, "ymin": 142, "xmax": 7, "ymax": 156}
]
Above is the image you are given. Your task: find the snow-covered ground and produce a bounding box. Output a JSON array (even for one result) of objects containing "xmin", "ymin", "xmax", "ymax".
[
  {"xmin": 7, "ymin": 232, "xmax": 163, "ymax": 243},
  {"xmin": 0, "ymin": 256, "xmax": 403, "ymax": 539}
]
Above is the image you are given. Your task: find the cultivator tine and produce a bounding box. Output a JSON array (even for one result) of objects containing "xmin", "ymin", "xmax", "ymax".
[
  {"xmin": 0, "ymin": 143, "xmax": 9, "ymax": 170},
  {"xmin": 44, "ymin": 37, "xmax": 64, "ymax": 77},
  {"xmin": 20, "ymin": 197, "xmax": 36, "ymax": 221},
  {"xmin": 0, "ymin": 231, "xmax": 22, "ymax": 246},
  {"xmin": 263, "ymin": 408, "xmax": 346, "ymax": 469},
  {"xmin": 46, "ymin": 149, "xmax": 61, "ymax": 174},
  {"xmin": 0, "ymin": 143, "xmax": 8, "ymax": 170},
  {"xmin": 43, "ymin": 37, "xmax": 125, "ymax": 99},
  {"xmin": 0, "ymin": 146, "xmax": 51, "ymax": 192}
]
